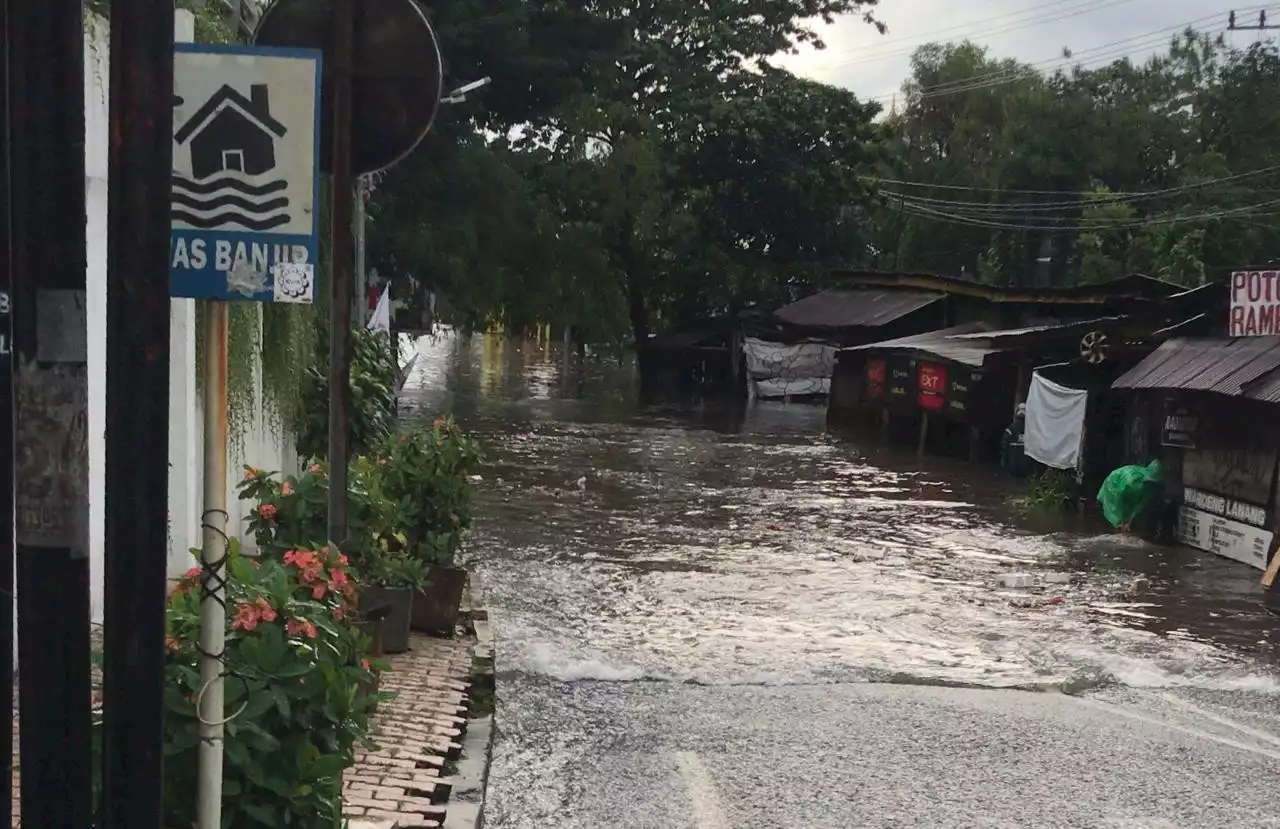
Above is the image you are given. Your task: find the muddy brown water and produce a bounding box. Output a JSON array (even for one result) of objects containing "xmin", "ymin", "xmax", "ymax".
[{"xmin": 398, "ymin": 332, "xmax": 1279, "ymax": 695}]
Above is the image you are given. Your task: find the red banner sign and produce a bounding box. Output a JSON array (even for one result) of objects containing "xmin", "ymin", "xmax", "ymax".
[
  {"xmin": 917, "ymin": 361, "xmax": 946, "ymax": 412},
  {"xmin": 864, "ymin": 357, "xmax": 886, "ymax": 399}
]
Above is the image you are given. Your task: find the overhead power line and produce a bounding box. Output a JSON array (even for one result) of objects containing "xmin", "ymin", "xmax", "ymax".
[
  {"xmin": 827, "ymin": 0, "xmax": 1137, "ymax": 65},
  {"xmin": 894, "ymin": 197, "xmax": 1280, "ymax": 232},
  {"xmin": 877, "ymin": 166, "xmax": 1280, "ymax": 214},
  {"xmin": 864, "ymin": 164, "xmax": 1280, "ymax": 198},
  {"xmin": 857, "ymin": 6, "xmax": 1276, "ymax": 104}
]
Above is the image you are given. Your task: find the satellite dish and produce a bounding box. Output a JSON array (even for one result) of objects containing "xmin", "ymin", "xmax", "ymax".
[
  {"xmin": 253, "ymin": 0, "xmax": 444, "ymax": 176},
  {"xmin": 1079, "ymin": 330, "xmax": 1111, "ymax": 364}
]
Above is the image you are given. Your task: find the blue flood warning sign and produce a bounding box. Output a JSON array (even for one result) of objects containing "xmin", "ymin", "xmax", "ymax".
[{"xmin": 170, "ymin": 43, "xmax": 322, "ymax": 303}]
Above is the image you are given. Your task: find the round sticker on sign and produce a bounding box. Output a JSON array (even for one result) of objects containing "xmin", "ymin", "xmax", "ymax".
[{"xmin": 273, "ymin": 262, "xmax": 314, "ymax": 304}]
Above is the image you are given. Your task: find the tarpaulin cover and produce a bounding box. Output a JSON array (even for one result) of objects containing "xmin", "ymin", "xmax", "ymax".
[
  {"xmin": 1024, "ymin": 372, "xmax": 1088, "ymax": 470},
  {"xmin": 1096, "ymin": 460, "xmax": 1164, "ymax": 529},
  {"xmin": 743, "ymin": 337, "xmax": 835, "ymax": 399}
]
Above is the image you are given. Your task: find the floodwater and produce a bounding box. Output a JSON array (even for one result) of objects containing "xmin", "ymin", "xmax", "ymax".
[{"xmin": 399, "ymin": 331, "xmax": 1280, "ymax": 828}]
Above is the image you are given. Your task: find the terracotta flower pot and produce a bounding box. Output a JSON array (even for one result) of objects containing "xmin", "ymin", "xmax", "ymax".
[{"xmin": 411, "ymin": 565, "xmax": 467, "ymax": 635}]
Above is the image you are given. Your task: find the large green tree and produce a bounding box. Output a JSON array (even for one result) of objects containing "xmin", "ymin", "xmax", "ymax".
[
  {"xmin": 878, "ymin": 31, "xmax": 1280, "ymax": 288},
  {"xmin": 368, "ymin": 0, "xmax": 888, "ymax": 354}
]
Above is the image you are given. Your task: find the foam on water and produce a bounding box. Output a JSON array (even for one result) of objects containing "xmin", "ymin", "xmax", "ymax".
[{"xmin": 406, "ymin": 331, "xmax": 1280, "ymax": 703}]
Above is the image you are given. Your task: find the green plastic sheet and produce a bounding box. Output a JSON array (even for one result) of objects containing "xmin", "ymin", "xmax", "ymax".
[{"xmin": 1097, "ymin": 460, "xmax": 1164, "ymax": 529}]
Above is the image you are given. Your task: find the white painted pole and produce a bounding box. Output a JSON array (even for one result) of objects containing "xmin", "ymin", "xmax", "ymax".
[{"xmin": 197, "ymin": 300, "xmax": 229, "ymax": 829}]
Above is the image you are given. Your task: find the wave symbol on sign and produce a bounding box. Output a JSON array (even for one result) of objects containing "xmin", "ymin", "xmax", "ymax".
[{"xmin": 172, "ymin": 82, "xmax": 292, "ymax": 231}]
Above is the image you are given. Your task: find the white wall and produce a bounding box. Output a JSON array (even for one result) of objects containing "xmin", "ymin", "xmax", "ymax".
[{"xmin": 84, "ymin": 10, "xmax": 300, "ymax": 624}]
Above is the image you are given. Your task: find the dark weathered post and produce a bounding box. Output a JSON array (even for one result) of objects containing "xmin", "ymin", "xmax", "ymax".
[
  {"xmin": 327, "ymin": 0, "xmax": 356, "ymax": 543},
  {"xmin": 99, "ymin": 0, "xmax": 174, "ymax": 824},
  {"xmin": 0, "ymin": 0, "xmax": 13, "ymax": 821},
  {"xmin": 7, "ymin": 0, "xmax": 93, "ymax": 824}
]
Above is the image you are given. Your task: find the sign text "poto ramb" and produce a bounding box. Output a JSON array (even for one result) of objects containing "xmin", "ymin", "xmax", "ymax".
[{"xmin": 1230, "ymin": 270, "xmax": 1280, "ymax": 337}]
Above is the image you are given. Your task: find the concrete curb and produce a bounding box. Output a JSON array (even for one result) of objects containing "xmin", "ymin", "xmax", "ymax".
[{"xmin": 441, "ymin": 573, "xmax": 495, "ymax": 829}]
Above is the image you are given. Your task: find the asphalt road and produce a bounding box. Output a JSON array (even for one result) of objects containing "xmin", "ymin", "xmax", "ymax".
[{"xmin": 484, "ymin": 676, "xmax": 1280, "ymax": 829}]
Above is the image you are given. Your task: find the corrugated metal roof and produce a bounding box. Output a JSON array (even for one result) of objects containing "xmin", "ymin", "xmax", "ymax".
[
  {"xmin": 774, "ymin": 289, "xmax": 943, "ymax": 329},
  {"xmin": 843, "ymin": 317, "xmax": 1122, "ymax": 368},
  {"xmin": 946, "ymin": 316, "xmax": 1124, "ymax": 341},
  {"xmin": 841, "ymin": 323, "xmax": 997, "ymax": 367},
  {"xmin": 1113, "ymin": 337, "xmax": 1280, "ymax": 399},
  {"xmin": 1243, "ymin": 368, "xmax": 1280, "ymax": 403}
]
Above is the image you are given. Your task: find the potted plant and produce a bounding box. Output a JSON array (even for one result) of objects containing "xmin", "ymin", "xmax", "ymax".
[
  {"xmin": 358, "ymin": 544, "xmax": 430, "ymax": 654},
  {"xmin": 375, "ymin": 416, "xmax": 482, "ymax": 634}
]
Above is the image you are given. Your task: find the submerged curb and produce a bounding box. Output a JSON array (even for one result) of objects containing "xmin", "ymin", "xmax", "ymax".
[{"xmin": 445, "ymin": 574, "xmax": 496, "ymax": 829}]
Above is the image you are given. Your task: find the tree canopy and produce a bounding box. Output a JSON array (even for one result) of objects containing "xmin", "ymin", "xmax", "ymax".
[
  {"xmin": 367, "ymin": 7, "xmax": 1280, "ymax": 346},
  {"xmin": 876, "ymin": 33, "xmax": 1280, "ymax": 288}
]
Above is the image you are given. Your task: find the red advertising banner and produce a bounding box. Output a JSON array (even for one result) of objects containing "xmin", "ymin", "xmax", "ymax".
[
  {"xmin": 864, "ymin": 357, "xmax": 886, "ymax": 399},
  {"xmin": 917, "ymin": 361, "xmax": 946, "ymax": 412}
]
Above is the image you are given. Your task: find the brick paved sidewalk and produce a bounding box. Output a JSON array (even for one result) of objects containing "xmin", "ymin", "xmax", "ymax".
[
  {"xmin": 8, "ymin": 633, "xmax": 475, "ymax": 828},
  {"xmin": 343, "ymin": 633, "xmax": 475, "ymax": 828}
]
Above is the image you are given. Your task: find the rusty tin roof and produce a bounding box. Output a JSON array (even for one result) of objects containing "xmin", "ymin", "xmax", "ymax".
[{"xmin": 1113, "ymin": 337, "xmax": 1280, "ymax": 399}]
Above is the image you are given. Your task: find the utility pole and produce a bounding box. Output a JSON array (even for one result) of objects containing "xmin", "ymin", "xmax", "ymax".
[
  {"xmin": 327, "ymin": 0, "xmax": 356, "ymax": 543},
  {"xmin": 99, "ymin": 0, "xmax": 174, "ymax": 825},
  {"xmin": 1228, "ymin": 10, "xmax": 1280, "ymax": 30},
  {"xmin": 8, "ymin": 0, "xmax": 93, "ymax": 824},
  {"xmin": 0, "ymin": 0, "xmax": 14, "ymax": 822}
]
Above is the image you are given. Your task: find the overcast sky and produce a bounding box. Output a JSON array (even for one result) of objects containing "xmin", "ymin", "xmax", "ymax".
[{"xmin": 775, "ymin": 0, "xmax": 1265, "ymax": 108}]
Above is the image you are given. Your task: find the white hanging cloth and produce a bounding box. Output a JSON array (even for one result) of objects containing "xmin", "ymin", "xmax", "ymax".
[
  {"xmin": 1024, "ymin": 372, "xmax": 1088, "ymax": 470},
  {"xmin": 367, "ymin": 285, "xmax": 391, "ymax": 333}
]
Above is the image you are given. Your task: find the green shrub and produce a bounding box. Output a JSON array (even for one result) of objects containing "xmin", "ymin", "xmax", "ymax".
[
  {"xmin": 158, "ymin": 543, "xmax": 384, "ymax": 828},
  {"xmin": 240, "ymin": 462, "xmax": 394, "ymax": 566},
  {"xmin": 374, "ymin": 415, "xmax": 484, "ymax": 566},
  {"xmin": 296, "ymin": 328, "xmax": 400, "ymax": 463},
  {"xmin": 1015, "ymin": 468, "xmax": 1077, "ymax": 511}
]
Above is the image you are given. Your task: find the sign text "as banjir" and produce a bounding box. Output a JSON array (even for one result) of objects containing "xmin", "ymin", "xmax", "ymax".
[{"xmin": 1229, "ymin": 270, "xmax": 1280, "ymax": 336}]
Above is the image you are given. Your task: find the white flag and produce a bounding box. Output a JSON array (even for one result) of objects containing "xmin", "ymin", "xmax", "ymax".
[{"xmin": 367, "ymin": 286, "xmax": 391, "ymax": 333}]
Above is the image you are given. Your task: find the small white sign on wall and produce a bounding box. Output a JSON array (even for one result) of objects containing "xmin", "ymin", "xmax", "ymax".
[{"xmin": 1177, "ymin": 505, "xmax": 1273, "ymax": 571}]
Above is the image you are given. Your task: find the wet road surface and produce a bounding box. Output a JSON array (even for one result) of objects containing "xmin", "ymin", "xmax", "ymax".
[{"xmin": 400, "ymin": 333, "xmax": 1280, "ymax": 828}]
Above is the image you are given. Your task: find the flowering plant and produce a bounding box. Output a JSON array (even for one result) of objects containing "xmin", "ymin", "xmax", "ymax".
[
  {"xmin": 159, "ymin": 541, "xmax": 386, "ymax": 828},
  {"xmin": 375, "ymin": 415, "xmax": 483, "ymax": 566},
  {"xmin": 240, "ymin": 462, "xmax": 391, "ymax": 568}
]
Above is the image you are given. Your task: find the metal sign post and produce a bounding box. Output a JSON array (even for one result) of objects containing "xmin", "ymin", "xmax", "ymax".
[
  {"xmin": 0, "ymin": 0, "xmax": 12, "ymax": 820},
  {"xmin": 99, "ymin": 0, "xmax": 175, "ymax": 824},
  {"xmin": 170, "ymin": 43, "xmax": 322, "ymax": 829},
  {"xmin": 8, "ymin": 0, "xmax": 93, "ymax": 824},
  {"xmin": 328, "ymin": 0, "xmax": 355, "ymax": 542}
]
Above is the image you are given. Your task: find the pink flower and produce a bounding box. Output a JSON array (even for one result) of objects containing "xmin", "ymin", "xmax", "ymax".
[
  {"xmin": 286, "ymin": 618, "xmax": 317, "ymax": 639},
  {"xmin": 232, "ymin": 603, "xmax": 261, "ymax": 632},
  {"xmin": 281, "ymin": 482, "xmax": 292, "ymax": 496},
  {"xmin": 254, "ymin": 597, "xmax": 277, "ymax": 623},
  {"xmin": 258, "ymin": 503, "xmax": 278, "ymax": 521}
]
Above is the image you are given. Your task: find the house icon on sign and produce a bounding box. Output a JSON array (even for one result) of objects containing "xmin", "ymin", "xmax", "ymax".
[{"xmin": 174, "ymin": 83, "xmax": 287, "ymax": 180}]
